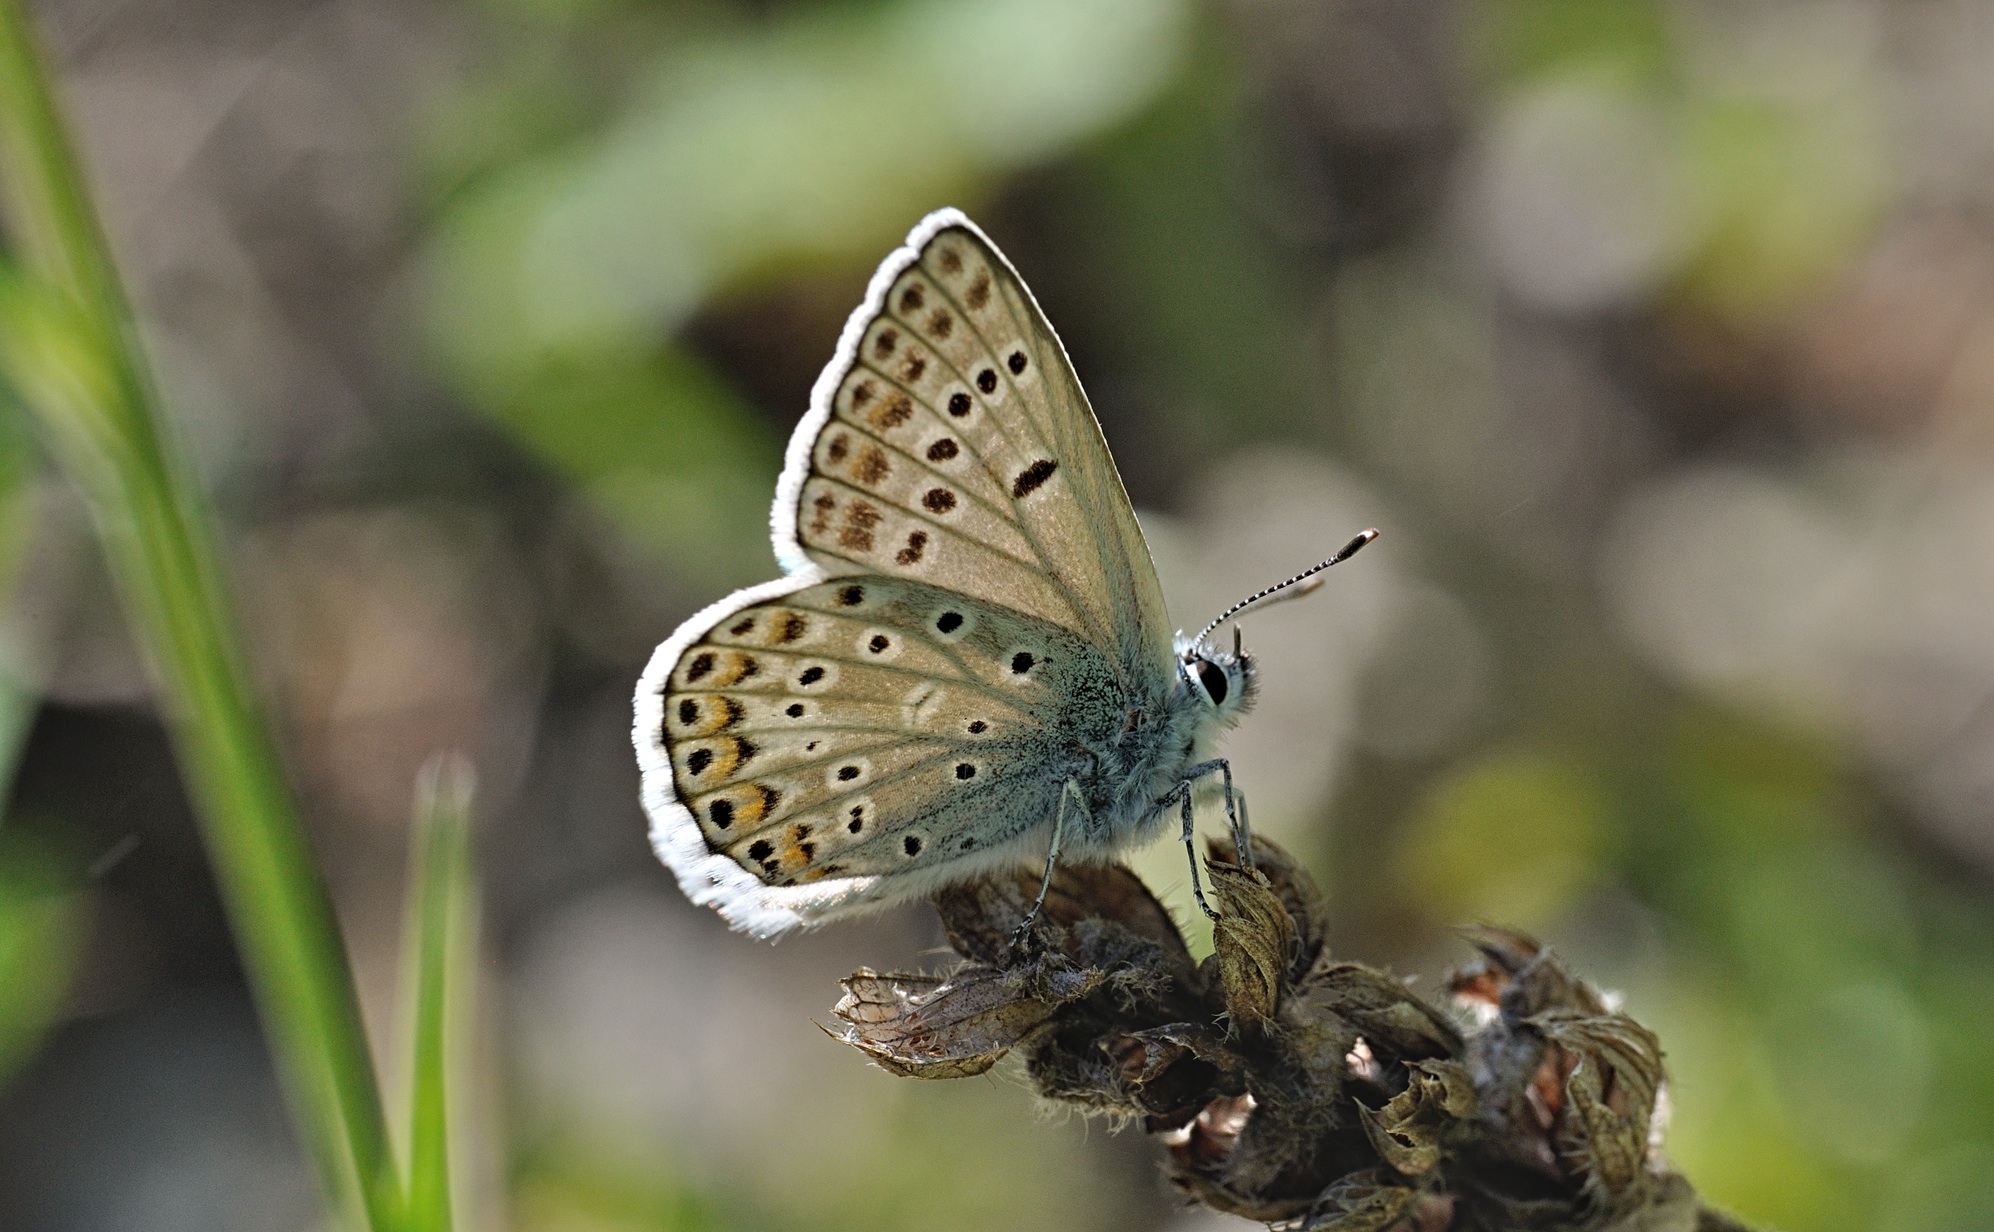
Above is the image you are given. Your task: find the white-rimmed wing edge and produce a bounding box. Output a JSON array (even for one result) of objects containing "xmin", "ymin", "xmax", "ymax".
[
  {"xmin": 635, "ymin": 576, "xmax": 878, "ymax": 937},
  {"xmin": 635, "ymin": 208, "xmax": 981, "ymax": 936}
]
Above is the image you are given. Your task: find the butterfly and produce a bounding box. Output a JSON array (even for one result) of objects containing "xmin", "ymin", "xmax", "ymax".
[{"xmin": 634, "ymin": 209, "xmax": 1375, "ymax": 938}]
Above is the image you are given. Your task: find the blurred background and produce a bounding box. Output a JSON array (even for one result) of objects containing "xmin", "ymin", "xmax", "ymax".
[{"xmin": 1, "ymin": 0, "xmax": 1993, "ymax": 1228}]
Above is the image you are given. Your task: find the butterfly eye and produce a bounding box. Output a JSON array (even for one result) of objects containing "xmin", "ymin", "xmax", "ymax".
[{"xmin": 1194, "ymin": 658, "xmax": 1229, "ymax": 706}]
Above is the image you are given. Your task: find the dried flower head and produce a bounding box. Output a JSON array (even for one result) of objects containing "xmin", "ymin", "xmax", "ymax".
[{"xmin": 830, "ymin": 839, "xmax": 1754, "ymax": 1232}]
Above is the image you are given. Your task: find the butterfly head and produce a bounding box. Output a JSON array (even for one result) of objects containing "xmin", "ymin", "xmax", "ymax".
[
  {"xmin": 1177, "ymin": 627, "xmax": 1257, "ymax": 724},
  {"xmin": 1175, "ymin": 529, "xmax": 1380, "ymax": 725}
]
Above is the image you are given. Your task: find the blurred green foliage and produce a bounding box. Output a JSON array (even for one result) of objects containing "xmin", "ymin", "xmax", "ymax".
[
  {"xmin": 422, "ymin": 0, "xmax": 1192, "ymax": 586},
  {"xmin": 409, "ymin": 1, "xmax": 1987, "ymax": 1228},
  {"xmin": 0, "ymin": 0, "xmax": 1988, "ymax": 1228},
  {"xmin": 0, "ymin": 830, "xmax": 82, "ymax": 1087}
]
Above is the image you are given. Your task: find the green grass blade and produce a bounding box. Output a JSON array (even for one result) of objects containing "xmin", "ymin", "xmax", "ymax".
[
  {"xmin": 402, "ymin": 757, "xmax": 475, "ymax": 1232},
  {"xmin": 0, "ymin": 9, "xmax": 402, "ymax": 1229}
]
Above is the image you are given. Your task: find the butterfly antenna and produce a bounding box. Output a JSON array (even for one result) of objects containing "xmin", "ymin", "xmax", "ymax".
[{"xmin": 1189, "ymin": 529, "xmax": 1379, "ymax": 653}]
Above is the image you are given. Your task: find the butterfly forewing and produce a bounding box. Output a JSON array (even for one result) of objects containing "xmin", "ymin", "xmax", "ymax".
[{"xmin": 794, "ymin": 220, "xmax": 1172, "ymax": 683}]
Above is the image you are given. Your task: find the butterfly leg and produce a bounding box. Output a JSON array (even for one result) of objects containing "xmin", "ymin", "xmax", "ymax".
[
  {"xmin": 1011, "ymin": 778, "xmax": 1087, "ymax": 946},
  {"xmin": 1178, "ymin": 783, "xmax": 1221, "ymax": 921},
  {"xmin": 1178, "ymin": 758, "xmax": 1254, "ymax": 871}
]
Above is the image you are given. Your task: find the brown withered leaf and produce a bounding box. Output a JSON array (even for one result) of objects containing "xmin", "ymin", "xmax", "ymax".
[
  {"xmin": 1532, "ymin": 1011, "xmax": 1665, "ymax": 1209},
  {"xmin": 1452, "ymin": 926, "xmax": 1607, "ymax": 1018},
  {"xmin": 1355, "ymin": 1059, "xmax": 1476, "ymax": 1177},
  {"xmin": 933, "ymin": 863, "xmax": 1192, "ymax": 976},
  {"xmin": 1206, "ymin": 833, "xmax": 1327, "ymax": 974},
  {"xmin": 1208, "ymin": 859, "xmax": 1296, "ymax": 1028},
  {"xmin": 832, "ymin": 958, "xmax": 1105, "ymax": 1078},
  {"xmin": 1301, "ymin": 1169, "xmax": 1418, "ymax": 1231},
  {"xmin": 1104, "ymin": 1023, "xmax": 1239, "ymax": 1121},
  {"xmin": 1308, "ymin": 963, "xmax": 1462, "ymax": 1062}
]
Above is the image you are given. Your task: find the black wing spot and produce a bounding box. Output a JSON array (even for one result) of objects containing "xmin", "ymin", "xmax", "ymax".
[
  {"xmin": 733, "ymin": 737, "xmax": 758, "ymax": 767},
  {"xmin": 760, "ymin": 785, "xmax": 782, "ymax": 815},
  {"xmin": 976, "ymin": 368, "xmax": 998, "ymax": 394},
  {"xmin": 729, "ymin": 617, "xmax": 756, "ymax": 636},
  {"xmin": 922, "ymin": 488, "xmax": 957, "ymax": 514},
  {"xmin": 903, "ymin": 835, "xmax": 923, "ymax": 856},
  {"xmin": 837, "ymin": 585, "xmax": 865, "ymax": 607},
  {"xmin": 955, "ymin": 763, "xmax": 976, "ymax": 780},
  {"xmin": 778, "ymin": 614, "xmax": 808, "ymax": 643},
  {"xmin": 710, "ymin": 799, "xmax": 734, "ymax": 829},
  {"xmin": 895, "ymin": 532, "xmax": 928, "ymax": 565},
  {"xmin": 928, "ymin": 437, "xmax": 961, "ymax": 463},
  {"xmin": 1008, "ymin": 351, "xmax": 1027, "ymax": 374},
  {"xmin": 852, "ymin": 379, "xmax": 875, "ymax": 407},
  {"xmin": 873, "ymin": 328, "xmax": 898, "ymax": 358},
  {"xmin": 900, "ymin": 353, "xmax": 926, "ymax": 382},
  {"xmin": 967, "ymin": 720, "xmax": 987, "ymax": 733},
  {"xmin": 927, "ymin": 309, "xmax": 953, "ymax": 339},
  {"xmin": 1012, "ymin": 459, "xmax": 1057, "ymax": 498},
  {"xmin": 868, "ymin": 634, "xmax": 891, "ymax": 653},
  {"xmin": 798, "ymin": 842, "xmax": 816, "ymax": 862},
  {"xmin": 677, "ymin": 699, "xmax": 698, "ymax": 725},
  {"xmin": 899, "ymin": 285, "xmax": 924, "ymax": 313},
  {"xmin": 686, "ymin": 652, "xmax": 715, "ymax": 682},
  {"xmin": 747, "ymin": 839, "xmax": 773, "ymax": 861},
  {"xmin": 686, "ymin": 748, "xmax": 713, "ymax": 776},
  {"xmin": 936, "ymin": 611, "xmax": 963, "ymax": 634},
  {"xmin": 837, "ymin": 765, "xmax": 860, "ymax": 782},
  {"xmin": 1011, "ymin": 652, "xmax": 1036, "ymax": 674},
  {"xmin": 946, "ymin": 392, "xmax": 971, "ymax": 418},
  {"xmin": 785, "ymin": 703, "xmax": 805, "ymax": 718},
  {"xmin": 847, "ymin": 817, "xmax": 863, "ymax": 833}
]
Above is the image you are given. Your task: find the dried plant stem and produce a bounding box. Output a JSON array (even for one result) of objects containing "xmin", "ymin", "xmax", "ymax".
[{"xmin": 0, "ymin": 8, "xmax": 400, "ymax": 1229}]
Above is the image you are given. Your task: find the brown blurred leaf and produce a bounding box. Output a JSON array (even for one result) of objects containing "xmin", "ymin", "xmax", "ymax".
[
  {"xmin": 1209, "ymin": 859, "xmax": 1295, "ymax": 1028},
  {"xmin": 831, "ymin": 958, "xmax": 1105, "ymax": 1078},
  {"xmin": 1300, "ymin": 1169, "xmax": 1417, "ymax": 1231}
]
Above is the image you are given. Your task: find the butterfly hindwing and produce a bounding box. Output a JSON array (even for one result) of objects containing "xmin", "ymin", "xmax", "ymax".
[{"xmin": 642, "ymin": 575, "xmax": 1123, "ymax": 932}]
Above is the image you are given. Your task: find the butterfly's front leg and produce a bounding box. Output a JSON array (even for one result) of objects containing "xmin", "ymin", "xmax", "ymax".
[
  {"xmin": 1173, "ymin": 781, "xmax": 1221, "ymax": 921},
  {"xmin": 1012, "ymin": 778, "xmax": 1090, "ymax": 947},
  {"xmin": 1179, "ymin": 758, "xmax": 1253, "ymax": 871}
]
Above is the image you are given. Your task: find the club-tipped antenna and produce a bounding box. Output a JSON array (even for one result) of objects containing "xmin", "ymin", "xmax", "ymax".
[{"xmin": 1188, "ymin": 529, "xmax": 1379, "ymax": 654}]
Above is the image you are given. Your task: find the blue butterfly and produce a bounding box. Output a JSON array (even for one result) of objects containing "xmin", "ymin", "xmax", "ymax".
[{"xmin": 636, "ymin": 209, "xmax": 1374, "ymax": 937}]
